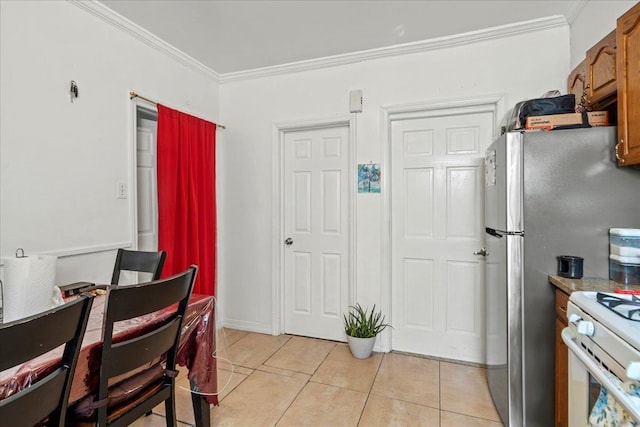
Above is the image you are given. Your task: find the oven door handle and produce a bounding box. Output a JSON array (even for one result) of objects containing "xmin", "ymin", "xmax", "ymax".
[{"xmin": 561, "ymin": 328, "xmax": 640, "ymax": 422}]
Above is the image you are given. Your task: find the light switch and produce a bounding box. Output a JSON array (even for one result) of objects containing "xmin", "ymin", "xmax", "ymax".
[{"xmin": 350, "ymin": 90, "xmax": 363, "ymax": 113}]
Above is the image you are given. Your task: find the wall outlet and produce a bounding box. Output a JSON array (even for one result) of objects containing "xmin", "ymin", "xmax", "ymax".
[{"xmin": 117, "ymin": 181, "xmax": 128, "ymax": 199}]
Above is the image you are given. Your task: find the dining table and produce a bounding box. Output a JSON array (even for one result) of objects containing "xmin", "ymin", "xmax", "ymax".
[{"xmin": 0, "ymin": 292, "xmax": 218, "ymax": 427}]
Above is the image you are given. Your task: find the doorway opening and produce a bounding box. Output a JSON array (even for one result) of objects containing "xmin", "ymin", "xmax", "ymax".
[{"xmin": 134, "ymin": 105, "xmax": 159, "ymax": 253}]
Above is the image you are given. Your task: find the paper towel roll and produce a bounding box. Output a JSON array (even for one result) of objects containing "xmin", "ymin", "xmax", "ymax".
[{"xmin": 3, "ymin": 255, "xmax": 57, "ymax": 322}]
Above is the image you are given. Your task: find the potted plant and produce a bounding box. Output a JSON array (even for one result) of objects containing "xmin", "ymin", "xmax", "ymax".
[{"xmin": 343, "ymin": 303, "xmax": 391, "ymax": 359}]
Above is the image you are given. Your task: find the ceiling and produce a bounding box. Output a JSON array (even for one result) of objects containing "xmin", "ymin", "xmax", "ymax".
[{"xmin": 98, "ymin": 0, "xmax": 582, "ymax": 75}]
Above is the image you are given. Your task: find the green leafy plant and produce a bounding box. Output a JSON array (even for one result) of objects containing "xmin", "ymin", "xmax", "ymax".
[{"xmin": 343, "ymin": 303, "xmax": 391, "ymax": 338}]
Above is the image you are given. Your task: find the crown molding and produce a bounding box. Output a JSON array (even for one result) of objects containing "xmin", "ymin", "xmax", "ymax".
[
  {"xmin": 68, "ymin": 1, "xmax": 569, "ymax": 86},
  {"xmin": 67, "ymin": 0, "xmax": 220, "ymax": 82},
  {"xmin": 219, "ymin": 15, "xmax": 568, "ymax": 84},
  {"xmin": 564, "ymin": 0, "xmax": 588, "ymax": 25}
]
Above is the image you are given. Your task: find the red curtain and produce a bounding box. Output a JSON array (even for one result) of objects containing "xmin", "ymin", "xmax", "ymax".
[{"xmin": 157, "ymin": 104, "xmax": 216, "ymax": 296}]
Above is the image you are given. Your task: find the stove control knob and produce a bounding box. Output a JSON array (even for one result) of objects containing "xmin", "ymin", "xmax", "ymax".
[
  {"xmin": 577, "ymin": 321, "xmax": 595, "ymax": 337},
  {"xmin": 568, "ymin": 314, "xmax": 582, "ymax": 324},
  {"xmin": 626, "ymin": 362, "xmax": 640, "ymax": 381}
]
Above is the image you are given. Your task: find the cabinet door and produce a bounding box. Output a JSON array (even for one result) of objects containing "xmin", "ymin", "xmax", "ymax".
[
  {"xmin": 555, "ymin": 317, "xmax": 569, "ymax": 427},
  {"xmin": 587, "ymin": 30, "xmax": 617, "ymax": 106},
  {"xmin": 568, "ymin": 60, "xmax": 587, "ymax": 108},
  {"xmin": 616, "ymin": 2, "xmax": 640, "ymax": 166},
  {"xmin": 555, "ymin": 288, "xmax": 569, "ymax": 325},
  {"xmin": 555, "ymin": 288, "xmax": 569, "ymax": 427}
]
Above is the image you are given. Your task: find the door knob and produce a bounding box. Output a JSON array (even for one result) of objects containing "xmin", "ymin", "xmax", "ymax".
[
  {"xmin": 474, "ymin": 247, "xmax": 489, "ymax": 257},
  {"xmin": 285, "ymin": 237, "xmax": 293, "ymax": 246}
]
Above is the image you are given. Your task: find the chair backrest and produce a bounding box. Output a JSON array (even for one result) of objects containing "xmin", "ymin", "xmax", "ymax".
[
  {"xmin": 110, "ymin": 248, "xmax": 167, "ymax": 285},
  {"xmin": 0, "ymin": 294, "xmax": 93, "ymax": 427},
  {"xmin": 97, "ymin": 266, "xmax": 197, "ymax": 426}
]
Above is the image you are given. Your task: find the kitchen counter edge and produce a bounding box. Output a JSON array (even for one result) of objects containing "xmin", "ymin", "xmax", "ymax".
[{"xmin": 549, "ymin": 275, "xmax": 640, "ymax": 294}]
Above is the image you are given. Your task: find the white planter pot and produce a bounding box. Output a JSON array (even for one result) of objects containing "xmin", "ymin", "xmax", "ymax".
[{"xmin": 346, "ymin": 335, "xmax": 376, "ymax": 359}]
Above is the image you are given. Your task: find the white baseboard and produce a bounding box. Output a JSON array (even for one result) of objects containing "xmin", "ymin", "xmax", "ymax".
[{"xmin": 223, "ymin": 318, "xmax": 275, "ymax": 335}]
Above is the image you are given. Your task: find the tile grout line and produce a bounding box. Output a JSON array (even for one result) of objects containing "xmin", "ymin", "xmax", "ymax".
[
  {"xmin": 211, "ymin": 332, "xmax": 291, "ymax": 424},
  {"xmin": 308, "ymin": 341, "xmax": 338, "ymax": 378},
  {"xmin": 441, "ymin": 408, "xmax": 504, "ymax": 425},
  {"xmin": 272, "ymin": 377, "xmax": 307, "ymax": 426},
  {"xmin": 211, "ymin": 332, "xmax": 503, "ymax": 426},
  {"xmin": 262, "ymin": 339, "xmax": 337, "ymax": 377},
  {"xmin": 262, "ymin": 335, "xmax": 329, "ymax": 426},
  {"xmin": 355, "ymin": 351, "xmax": 386, "ymax": 426},
  {"xmin": 257, "ymin": 334, "xmax": 293, "ymax": 368},
  {"xmin": 268, "ymin": 339, "xmax": 372, "ymax": 426},
  {"xmin": 437, "ymin": 362, "xmax": 504, "ymax": 426},
  {"xmin": 213, "ymin": 331, "xmax": 259, "ymax": 403}
]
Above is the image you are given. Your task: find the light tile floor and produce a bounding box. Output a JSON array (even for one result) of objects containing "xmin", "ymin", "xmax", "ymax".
[{"xmin": 132, "ymin": 329, "xmax": 504, "ymax": 427}]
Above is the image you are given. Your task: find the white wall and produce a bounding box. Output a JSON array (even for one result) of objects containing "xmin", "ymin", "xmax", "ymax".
[
  {"xmin": 0, "ymin": 1, "xmax": 219, "ymax": 284},
  {"xmin": 569, "ymin": 0, "xmax": 637, "ymax": 69},
  {"xmin": 2, "ymin": 0, "xmax": 626, "ymax": 331},
  {"xmin": 218, "ymin": 25, "xmax": 571, "ymax": 333}
]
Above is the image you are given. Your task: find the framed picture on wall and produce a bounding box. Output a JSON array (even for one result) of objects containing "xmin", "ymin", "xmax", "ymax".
[{"xmin": 358, "ymin": 163, "xmax": 380, "ymax": 193}]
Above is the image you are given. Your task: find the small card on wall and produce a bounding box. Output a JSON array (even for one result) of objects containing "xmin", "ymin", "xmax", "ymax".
[{"xmin": 358, "ymin": 163, "xmax": 381, "ymax": 193}]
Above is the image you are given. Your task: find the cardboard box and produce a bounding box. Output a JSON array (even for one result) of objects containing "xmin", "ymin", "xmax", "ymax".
[{"xmin": 525, "ymin": 111, "xmax": 609, "ymax": 130}]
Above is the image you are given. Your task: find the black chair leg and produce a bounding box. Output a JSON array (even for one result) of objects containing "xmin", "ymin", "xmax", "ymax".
[{"xmin": 190, "ymin": 379, "xmax": 211, "ymax": 427}]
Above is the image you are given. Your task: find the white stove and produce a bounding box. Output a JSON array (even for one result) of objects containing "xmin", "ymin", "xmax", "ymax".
[{"xmin": 563, "ymin": 291, "xmax": 640, "ymax": 425}]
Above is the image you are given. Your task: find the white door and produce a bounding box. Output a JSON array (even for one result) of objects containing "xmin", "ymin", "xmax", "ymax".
[
  {"xmin": 136, "ymin": 116, "xmax": 158, "ymax": 253},
  {"xmin": 283, "ymin": 125, "xmax": 350, "ymax": 342},
  {"xmin": 391, "ymin": 111, "xmax": 493, "ymax": 363}
]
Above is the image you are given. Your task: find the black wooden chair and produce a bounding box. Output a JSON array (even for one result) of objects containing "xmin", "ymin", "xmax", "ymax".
[
  {"xmin": 88, "ymin": 266, "xmax": 196, "ymax": 427},
  {"xmin": 110, "ymin": 248, "xmax": 167, "ymax": 285},
  {"xmin": 0, "ymin": 294, "xmax": 94, "ymax": 427},
  {"xmin": 61, "ymin": 249, "xmax": 167, "ymax": 296}
]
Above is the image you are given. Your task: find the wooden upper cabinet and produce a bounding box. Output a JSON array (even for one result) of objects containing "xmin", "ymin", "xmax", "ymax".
[
  {"xmin": 616, "ymin": 2, "xmax": 640, "ymax": 166},
  {"xmin": 586, "ymin": 30, "xmax": 617, "ymax": 107},
  {"xmin": 568, "ymin": 60, "xmax": 587, "ymax": 107}
]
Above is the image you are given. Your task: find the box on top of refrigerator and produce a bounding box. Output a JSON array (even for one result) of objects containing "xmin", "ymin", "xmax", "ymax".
[{"xmin": 524, "ymin": 111, "xmax": 609, "ymax": 130}]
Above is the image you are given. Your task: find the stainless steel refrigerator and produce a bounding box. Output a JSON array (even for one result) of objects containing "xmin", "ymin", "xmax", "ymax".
[{"xmin": 483, "ymin": 127, "xmax": 640, "ymax": 426}]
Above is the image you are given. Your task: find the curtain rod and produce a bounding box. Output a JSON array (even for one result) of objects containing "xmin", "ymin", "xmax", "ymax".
[{"xmin": 129, "ymin": 91, "xmax": 226, "ymax": 129}]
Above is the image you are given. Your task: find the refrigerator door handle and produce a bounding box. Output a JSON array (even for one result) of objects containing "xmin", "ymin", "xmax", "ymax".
[
  {"xmin": 485, "ymin": 227, "xmax": 524, "ymax": 238},
  {"xmin": 485, "ymin": 227, "xmax": 504, "ymax": 238}
]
